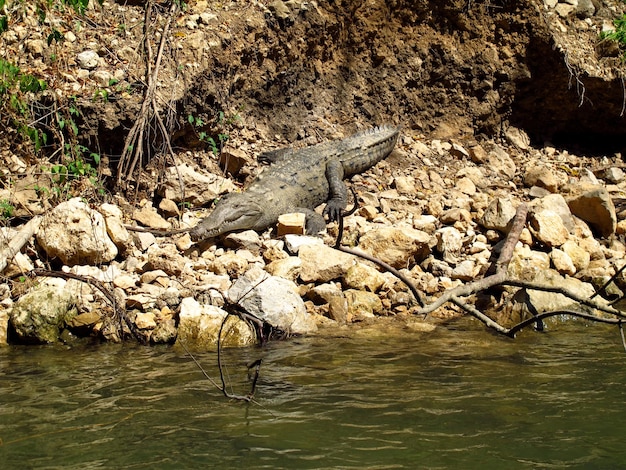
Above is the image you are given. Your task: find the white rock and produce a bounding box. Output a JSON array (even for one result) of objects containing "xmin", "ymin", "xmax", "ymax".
[
  {"xmin": 298, "ymin": 244, "xmax": 356, "ymax": 283},
  {"xmin": 357, "ymin": 226, "xmax": 431, "ymax": 268},
  {"xmin": 561, "ymin": 239, "xmax": 591, "ymax": 271},
  {"xmin": 451, "ymin": 259, "xmax": 479, "ymax": 281},
  {"xmin": 342, "ymin": 262, "xmax": 386, "ymax": 292},
  {"xmin": 456, "ymin": 177, "xmax": 476, "ymax": 195},
  {"xmin": 134, "ymin": 312, "xmax": 157, "ymax": 330},
  {"xmin": 531, "ymin": 194, "xmax": 575, "ymax": 231},
  {"xmin": 529, "ymin": 210, "xmax": 569, "ymax": 248},
  {"xmin": 37, "ymin": 198, "xmax": 118, "ymax": 266},
  {"xmin": 132, "ymin": 205, "xmax": 170, "ymax": 230},
  {"xmin": 158, "ymin": 164, "xmax": 236, "ymax": 205},
  {"xmin": 566, "ymin": 183, "xmax": 616, "ymax": 238},
  {"xmin": 91, "ymin": 70, "xmax": 112, "ymax": 87},
  {"xmin": 284, "ymin": 234, "xmax": 324, "ymax": 254},
  {"xmin": 508, "ymin": 244, "xmax": 551, "ymax": 279},
  {"xmin": 76, "ymin": 50, "xmax": 100, "ymax": 69},
  {"xmin": 504, "ymin": 126, "xmax": 530, "ymax": 149},
  {"xmin": 228, "ymin": 267, "xmax": 316, "ymax": 334},
  {"xmin": 480, "ymin": 197, "xmax": 517, "ymax": 232},
  {"xmin": 436, "ymin": 226, "xmax": 464, "ymax": 263},
  {"xmin": 265, "ymin": 256, "xmax": 302, "ymax": 281},
  {"xmin": 550, "ymin": 248, "xmax": 576, "ymax": 276},
  {"xmin": 101, "ymin": 203, "xmax": 133, "ymax": 252}
]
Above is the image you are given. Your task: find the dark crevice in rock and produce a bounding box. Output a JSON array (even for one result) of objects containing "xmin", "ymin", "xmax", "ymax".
[{"xmin": 510, "ymin": 35, "xmax": 626, "ymax": 154}]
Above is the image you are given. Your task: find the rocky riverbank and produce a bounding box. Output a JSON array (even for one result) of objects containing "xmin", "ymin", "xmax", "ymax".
[
  {"xmin": 2, "ymin": 130, "xmax": 626, "ymax": 347},
  {"xmin": 1, "ymin": 0, "xmax": 626, "ymax": 347}
]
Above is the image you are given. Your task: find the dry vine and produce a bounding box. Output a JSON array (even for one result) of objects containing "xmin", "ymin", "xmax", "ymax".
[{"xmin": 179, "ymin": 281, "xmax": 287, "ymax": 403}]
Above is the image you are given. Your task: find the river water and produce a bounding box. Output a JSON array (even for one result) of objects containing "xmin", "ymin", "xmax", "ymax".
[{"xmin": 1, "ymin": 317, "xmax": 625, "ymax": 469}]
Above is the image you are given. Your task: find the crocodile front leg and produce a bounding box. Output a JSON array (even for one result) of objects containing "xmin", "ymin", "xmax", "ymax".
[{"xmin": 322, "ymin": 159, "xmax": 348, "ymax": 222}]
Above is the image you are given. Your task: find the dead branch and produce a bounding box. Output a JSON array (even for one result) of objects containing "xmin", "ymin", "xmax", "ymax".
[
  {"xmin": 336, "ymin": 200, "xmax": 626, "ymax": 341},
  {"xmin": 24, "ymin": 268, "xmax": 142, "ymax": 342},
  {"xmin": 216, "ymin": 313, "xmax": 261, "ymax": 402},
  {"xmin": 334, "ymin": 188, "xmax": 425, "ymax": 306},
  {"xmin": 116, "ymin": 1, "xmax": 179, "ymax": 187},
  {"xmin": 0, "ymin": 216, "xmax": 41, "ymax": 274},
  {"xmin": 418, "ymin": 203, "xmax": 526, "ymax": 315}
]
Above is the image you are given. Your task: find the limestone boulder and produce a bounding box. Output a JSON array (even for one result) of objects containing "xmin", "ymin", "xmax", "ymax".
[
  {"xmin": 10, "ymin": 283, "xmax": 77, "ymax": 343},
  {"xmin": 512, "ymin": 270, "xmax": 597, "ymax": 317},
  {"xmin": 158, "ymin": 163, "xmax": 236, "ymax": 205},
  {"xmin": 298, "ymin": 243, "xmax": 357, "ymax": 283},
  {"xmin": 100, "ymin": 203, "xmax": 133, "ymax": 253},
  {"xmin": 524, "ymin": 164, "xmax": 558, "ymax": 192},
  {"xmin": 528, "ymin": 209, "xmax": 570, "ymax": 248},
  {"xmin": 561, "ymin": 239, "xmax": 591, "ymax": 271},
  {"xmin": 565, "ymin": 183, "xmax": 616, "ymax": 238},
  {"xmin": 37, "ymin": 198, "xmax": 118, "ymax": 266},
  {"xmin": 480, "ymin": 197, "xmax": 517, "ymax": 232},
  {"xmin": 435, "ymin": 226, "xmax": 464, "ymax": 263},
  {"xmin": 0, "ymin": 309, "xmax": 9, "ymax": 346},
  {"xmin": 530, "ymin": 194, "xmax": 575, "ymax": 231},
  {"xmin": 357, "ymin": 226, "xmax": 431, "ymax": 269},
  {"xmin": 345, "ymin": 289, "xmax": 383, "ymax": 321},
  {"xmin": 228, "ymin": 267, "xmax": 317, "ymax": 334},
  {"xmin": 342, "ymin": 262, "xmax": 386, "ymax": 292},
  {"xmin": 265, "ymin": 256, "xmax": 302, "ymax": 281},
  {"xmin": 132, "ymin": 205, "xmax": 170, "ymax": 230},
  {"xmin": 176, "ymin": 297, "xmax": 256, "ymax": 349}
]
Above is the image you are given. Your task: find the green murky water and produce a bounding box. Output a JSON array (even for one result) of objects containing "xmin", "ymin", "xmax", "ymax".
[{"xmin": 1, "ymin": 317, "xmax": 626, "ymax": 469}]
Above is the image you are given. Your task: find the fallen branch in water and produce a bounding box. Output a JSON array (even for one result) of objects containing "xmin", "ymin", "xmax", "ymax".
[
  {"xmin": 334, "ymin": 201, "xmax": 626, "ymax": 344},
  {"xmin": 180, "ymin": 277, "xmax": 288, "ymax": 403}
]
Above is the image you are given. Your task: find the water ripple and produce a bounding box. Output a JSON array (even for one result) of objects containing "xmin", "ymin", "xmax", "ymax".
[{"xmin": 1, "ymin": 325, "xmax": 626, "ymax": 469}]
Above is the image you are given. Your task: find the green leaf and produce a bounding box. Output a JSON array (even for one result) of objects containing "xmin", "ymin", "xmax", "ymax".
[{"xmin": 0, "ymin": 16, "xmax": 8, "ymax": 34}]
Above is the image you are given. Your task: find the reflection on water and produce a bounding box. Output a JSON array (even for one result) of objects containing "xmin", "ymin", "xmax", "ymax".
[{"xmin": 1, "ymin": 317, "xmax": 625, "ymax": 469}]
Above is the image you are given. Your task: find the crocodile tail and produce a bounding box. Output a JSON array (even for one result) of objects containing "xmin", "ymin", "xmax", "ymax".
[{"xmin": 340, "ymin": 124, "xmax": 401, "ymax": 176}]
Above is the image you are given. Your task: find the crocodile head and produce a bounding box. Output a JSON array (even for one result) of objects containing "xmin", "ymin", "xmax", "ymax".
[{"xmin": 189, "ymin": 192, "xmax": 264, "ymax": 242}]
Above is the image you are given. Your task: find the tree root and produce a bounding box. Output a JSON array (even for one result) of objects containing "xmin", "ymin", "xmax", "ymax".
[{"xmin": 116, "ymin": 1, "xmax": 180, "ymax": 191}]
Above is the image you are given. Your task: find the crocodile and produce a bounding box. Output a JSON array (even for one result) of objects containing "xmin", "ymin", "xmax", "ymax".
[{"xmin": 188, "ymin": 124, "xmax": 400, "ymax": 242}]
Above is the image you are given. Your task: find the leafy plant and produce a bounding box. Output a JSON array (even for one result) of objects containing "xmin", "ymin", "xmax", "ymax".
[
  {"xmin": 0, "ymin": 199, "xmax": 14, "ymax": 219},
  {"xmin": 93, "ymin": 89, "xmax": 109, "ymax": 102},
  {"xmin": 0, "ymin": 59, "xmax": 48, "ymax": 150},
  {"xmin": 61, "ymin": 0, "xmax": 90, "ymax": 15},
  {"xmin": 42, "ymin": 141, "xmax": 103, "ymax": 201},
  {"xmin": 187, "ymin": 109, "xmax": 239, "ymax": 155},
  {"xmin": 600, "ymin": 14, "xmax": 626, "ymax": 59},
  {"xmin": 47, "ymin": 28, "xmax": 64, "ymax": 46}
]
